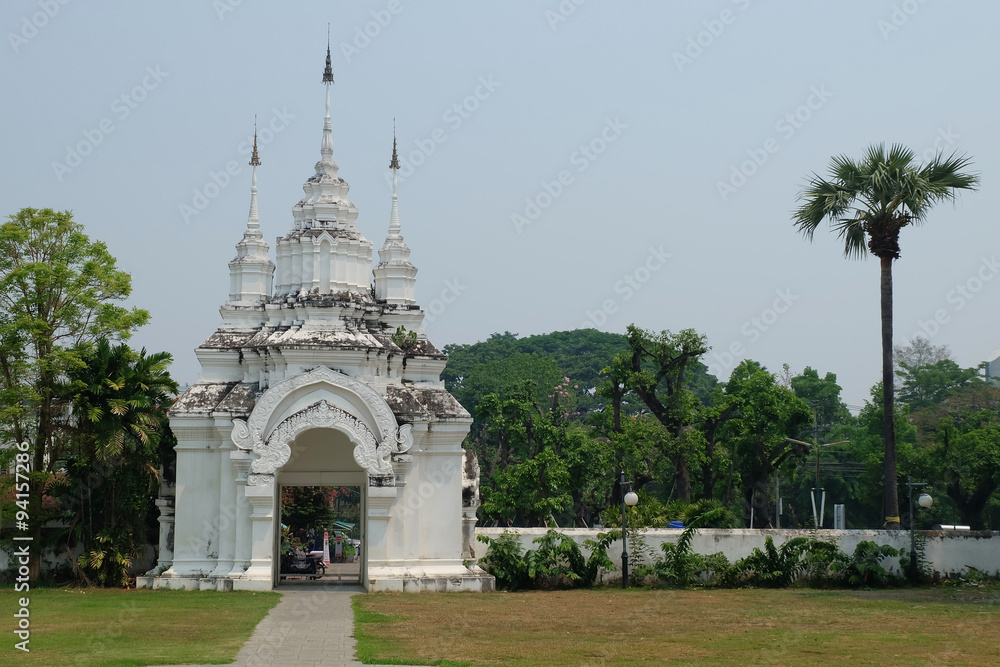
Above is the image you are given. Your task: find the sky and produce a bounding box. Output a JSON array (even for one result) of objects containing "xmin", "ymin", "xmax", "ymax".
[{"xmin": 2, "ymin": 0, "xmax": 998, "ymax": 409}]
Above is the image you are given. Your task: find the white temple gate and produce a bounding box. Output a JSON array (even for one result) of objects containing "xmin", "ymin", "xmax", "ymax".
[{"xmin": 137, "ymin": 44, "xmax": 492, "ymax": 593}]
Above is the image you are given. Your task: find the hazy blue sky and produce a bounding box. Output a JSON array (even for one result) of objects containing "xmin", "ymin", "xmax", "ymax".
[{"xmin": 3, "ymin": 0, "xmax": 998, "ymax": 409}]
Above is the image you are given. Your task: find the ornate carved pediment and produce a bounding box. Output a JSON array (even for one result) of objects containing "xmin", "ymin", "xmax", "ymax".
[{"xmin": 230, "ymin": 366, "xmax": 410, "ymax": 485}]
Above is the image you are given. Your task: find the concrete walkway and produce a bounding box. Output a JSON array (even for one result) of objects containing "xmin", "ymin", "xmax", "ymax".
[{"xmin": 153, "ymin": 586, "xmax": 420, "ymax": 667}]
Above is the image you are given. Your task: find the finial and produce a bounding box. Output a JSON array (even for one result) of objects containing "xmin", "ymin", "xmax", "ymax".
[
  {"xmin": 323, "ymin": 26, "xmax": 334, "ymax": 84},
  {"xmin": 390, "ymin": 121, "xmax": 399, "ymax": 170},
  {"xmin": 249, "ymin": 115, "xmax": 261, "ymax": 167}
]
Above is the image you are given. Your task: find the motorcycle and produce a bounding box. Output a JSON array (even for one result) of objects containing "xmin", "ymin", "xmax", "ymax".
[{"xmin": 279, "ymin": 548, "xmax": 324, "ymax": 579}]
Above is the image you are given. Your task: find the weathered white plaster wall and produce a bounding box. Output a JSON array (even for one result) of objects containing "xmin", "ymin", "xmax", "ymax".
[{"xmin": 476, "ymin": 528, "xmax": 1000, "ymax": 579}]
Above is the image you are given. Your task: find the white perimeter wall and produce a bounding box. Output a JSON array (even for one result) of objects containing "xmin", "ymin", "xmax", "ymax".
[{"xmin": 476, "ymin": 528, "xmax": 1000, "ymax": 579}]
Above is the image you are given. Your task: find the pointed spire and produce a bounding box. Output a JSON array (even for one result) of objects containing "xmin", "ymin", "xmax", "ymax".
[
  {"xmin": 319, "ymin": 34, "xmax": 334, "ymax": 167},
  {"xmin": 388, "ymin": 128, "xmax": 401, "ymax": 238},
  {"xmin": 247, "ymin": 117, "xmax": 260, "ymax": 230},
  {"xmin": 249, "ymin": 116, "xmax": 261, "ymax": 167},
  {"xmin": 323, "ymin": 25, "xmax": 334, "ymax": 84},
  {"xmin": 389, "ymin": 120, "xmax": 400, "ymax": 170}
]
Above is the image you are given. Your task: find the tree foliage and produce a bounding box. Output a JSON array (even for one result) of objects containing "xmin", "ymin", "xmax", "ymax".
[{"xmin": 0, "ymin": 208, "xmax": 151, "ymax": 578}]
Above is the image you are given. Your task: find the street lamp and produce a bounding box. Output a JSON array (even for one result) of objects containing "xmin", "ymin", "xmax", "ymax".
[
  {"xmin": 620, "ymin": 470, "xmax": 638, "ymax": 588},
  {"xmin": 906, "ymin": 476, "xmax": 932, "ymax": 584}
]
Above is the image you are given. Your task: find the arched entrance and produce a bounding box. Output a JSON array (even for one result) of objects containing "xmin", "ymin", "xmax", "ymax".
[
  {"xmin": 230, "ymin": 367, "xmax": 412, "ymax": 591},
  {"xmin": 276, "ymin": 427, "xmax": 367, "ymax": 587}
]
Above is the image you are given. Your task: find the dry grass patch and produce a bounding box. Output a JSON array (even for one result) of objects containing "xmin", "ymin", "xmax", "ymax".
[{"xmin": 355, "ymin": 587, "xmax": 1000, "ymax": 665}]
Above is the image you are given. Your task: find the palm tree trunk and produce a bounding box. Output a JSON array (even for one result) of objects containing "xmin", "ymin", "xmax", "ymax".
[{"xmin": 880, "ymin": 256, "xmax": 900, "ymax": 529}]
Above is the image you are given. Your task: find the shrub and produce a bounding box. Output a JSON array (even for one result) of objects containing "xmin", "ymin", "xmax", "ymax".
[
  {"xmin": 478, "ymin": 529, "xmax": 618, "ymax": 590},
  {"xmin": 477, "ymin": 531, "xmax": 528, "ymax": 591},
  {"xmin": 830, "ymin": 541, "xmax": 904, "ymax": 588},
  {"xmin": 725, "ymin": 536, "xmax": 811, "ymax": 588}
]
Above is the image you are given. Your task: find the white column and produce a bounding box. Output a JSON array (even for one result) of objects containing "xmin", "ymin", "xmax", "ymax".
[
  {"xmin": 366, "ymin": 482, "xmax": 397, "ymax": 572},
  {"xmin": 153, "ymin": 497, "xmax": 175, "ymax": 571},
  {"xmin": 228, "ymin": 451, "xmax": 253, "ymax": 577},
  {"xmin": 209, "ymin": 433, "xmax": 237, "ymax": 578},
  {"xmin": 240, "ymin": 479, "xmax": 276, "ymax": 589},
  {"xmin": 166, "ymin": 435, "xmax": 221, "ymax": 577}
]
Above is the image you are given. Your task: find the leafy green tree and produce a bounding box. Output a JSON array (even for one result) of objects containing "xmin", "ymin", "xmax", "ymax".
[
  {"xmin": 722, "ymin": 361, "xmax": 812, "ymax": 527},
  {"xmin": 793, "ymin": 144, "xmax": 978, "ymax": 528},
  {"xmin": 905, "ymin": 382, "xmax": 1000, "ymax": 528},
  {"xmin": 620, "ymin": 326, "xmax": 709, "ymax": 502},
  {"xmin": 930, "ymin": 409, "xmax": 1000, "ymax": 529},
  {"xmin": 896, "ymin": 359, "xmax": 983, "ymax": 411},
  {"xmin": 443, "ymin": 329, "xmax": 633, "ymax": 417},
  {"xmin": 790, "ymin": 367, "xmax": 852, "ymax": 440},
  {"xmin": 0, "ymin": 208, "xmax": 149, "ymax": 577}
]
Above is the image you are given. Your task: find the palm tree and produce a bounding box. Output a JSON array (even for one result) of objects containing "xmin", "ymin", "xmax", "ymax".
[
  {"xmin": 66, "ymin": 338, "xmax": 177, "ymax": 585},
  {"xmin": 792, "ymin": 143, "xmax": 978, "ymax": 528}
]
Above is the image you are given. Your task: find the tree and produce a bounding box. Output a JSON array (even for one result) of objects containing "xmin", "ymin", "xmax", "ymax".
[
  {"xmin": 931, "ymin": 409, "xmax": 1000, "ymax": 529},
  {"xmin": 59, "ymin": 339, "xmax": 176, "ymax": 586},
  {"xmin": 722, "ymin": 361, "xmax": 812, "ymax": 527},
  {"xmin": 620, "ymin": 326, "xmax": 709, "ymax": 502},
  {"xmin": 896, "ymin": 359, "xmax": 982, "ymax": 412},
  {"xmin": 894, "ymin": 337, "xmax": 951, "ymax": 375},
  {"xmin": 793, "ymin": 144, "xmax": 978, "ymax": 528},
  {"xmin": 907, "ymin": 382, "xmax": 1000, "ymax": 528},
  {"xmin": 0, "ymin": 208, "xmax": 149, "ymax": 577},
  {"xmin": 790, "ymin": 367, "xmax": 852, "ymax": 440},
  {"xmin": 443, "ymin": 329, "xmax": 634, "ymax": 417}
]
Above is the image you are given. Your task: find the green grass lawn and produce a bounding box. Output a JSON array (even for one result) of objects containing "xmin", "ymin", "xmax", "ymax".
[
  {"xmin": 355, "ymin": 586, "xmax": 1000, "ymax": 666},
  {"xmin": 0, "ymin": 587, "xmax": 280, "ymax": 666}
]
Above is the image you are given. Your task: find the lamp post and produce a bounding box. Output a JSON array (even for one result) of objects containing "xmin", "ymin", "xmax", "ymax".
[
  {"xmin": 906, "ymin": 476, "xmax": 932, "ymax": 584},
  {"xmin": 620, "ymin": 470, "xmax": 638, "ymax": 588}
]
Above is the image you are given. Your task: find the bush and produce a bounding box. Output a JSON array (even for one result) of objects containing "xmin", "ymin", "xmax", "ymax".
[
  {"xmin": 724, "ymin": 536, "xmax": 811, "ymax": 588},
  {"xmin": 830, "ymin": 541, "xmax": 904, "ymax": 588},
  {"xmin": 477, "ymin": 531, "xmax": 528, "ymax": 591},
  {"xmin": 654, "ymin": 506, "xmax": 726, "ymax": 587},
  {"xmin": 478, "ymin": 530, "xmax": 617, "ymax": 590}
]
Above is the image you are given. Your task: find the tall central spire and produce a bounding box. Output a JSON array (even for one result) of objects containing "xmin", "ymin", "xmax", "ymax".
[{"xmin": 321, "ymin": 32, "xmax": 334, "ymax": 164}]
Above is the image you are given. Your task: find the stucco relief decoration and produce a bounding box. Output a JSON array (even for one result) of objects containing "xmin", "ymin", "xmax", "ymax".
[
  {"xmin": 395, "ymin": 424, "xmax": 413, "ymax": 453},
  {"xmin": 265, "ymin": 400, "xmax": 391, "ymax": 476},
  {"xmin": 230, "ymin": 366, "xmax": 401, "ymax": 485}
]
